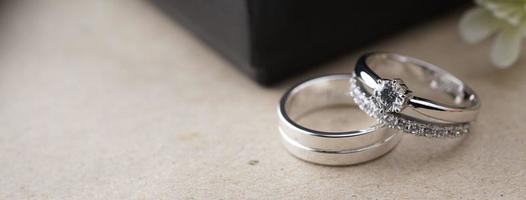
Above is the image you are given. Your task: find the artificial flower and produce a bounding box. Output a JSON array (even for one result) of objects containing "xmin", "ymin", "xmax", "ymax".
[{"xmin": 460, "ymin": 0, "xmax": 526, "ymax": 68}]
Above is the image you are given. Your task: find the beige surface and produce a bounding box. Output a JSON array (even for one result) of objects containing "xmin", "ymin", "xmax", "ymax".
[{"xmin": 0, "ymin": 1, "xmax": 525, "ymax": 199}]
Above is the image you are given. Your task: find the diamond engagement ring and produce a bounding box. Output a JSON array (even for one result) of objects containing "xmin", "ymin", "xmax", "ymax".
[
  {"xmin": 350, "ymin": 53, "xmax": 480, "ymax": 138},
  {"xmin": 278, "ymin": 74, "xmax": 401, "ymax": 165}
]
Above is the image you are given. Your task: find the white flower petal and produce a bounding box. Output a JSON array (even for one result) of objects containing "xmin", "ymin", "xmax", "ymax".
[
  {"xmin": 491, "ymin": 28, "xmax": 522, "ymax": 68},
  {"xmin": 519, "ymin": 19, "xmax": 526, "ymax": 36},
  {"xmin": 460, "ymin": 7, "xmax": 501, "ymax": 43}
]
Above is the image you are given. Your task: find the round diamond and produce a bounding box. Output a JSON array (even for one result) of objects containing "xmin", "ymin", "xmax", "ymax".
[{"xmin": 374, "ymin": 79, "xmax": 409, "ymax": 113}]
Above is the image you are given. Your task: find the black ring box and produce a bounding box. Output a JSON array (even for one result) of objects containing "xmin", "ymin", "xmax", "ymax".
[{"xmin": 152, "ymin": 0, "xmax": 468, "ymax": 86}]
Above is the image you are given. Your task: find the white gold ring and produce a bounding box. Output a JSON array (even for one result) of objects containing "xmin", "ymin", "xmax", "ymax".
[
  {"xmin": 278, "ymin": 74, "xmax": 401, "ymax": 165},
  {"xmin": 350, "ymin": 53, "xmax": 480, "ymax": 138}
]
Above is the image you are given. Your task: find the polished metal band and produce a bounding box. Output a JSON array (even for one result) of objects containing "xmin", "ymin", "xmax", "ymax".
[
  {"xmin": 278, "ymin": 74, "xmax": 401, "ymax": 165},
  {"xmin": 351, "ymin": 53, "xmax": 480, "ymax": 138}
]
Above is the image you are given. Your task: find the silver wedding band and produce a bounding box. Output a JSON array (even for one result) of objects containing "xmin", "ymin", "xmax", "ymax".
[{"xmin": 278, "ymin": 74, "xmax": 401, "ymax": 165}]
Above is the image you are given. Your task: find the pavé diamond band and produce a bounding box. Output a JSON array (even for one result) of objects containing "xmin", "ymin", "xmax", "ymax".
[{"xmin": 350, "ymin": 53, "xmax": 480, "ymax": 138}]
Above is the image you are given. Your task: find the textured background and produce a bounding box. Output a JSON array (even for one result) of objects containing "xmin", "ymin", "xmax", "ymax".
[{"xmin": 0, "ymin": 1, "xmax": 525, "ymax": 199}]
